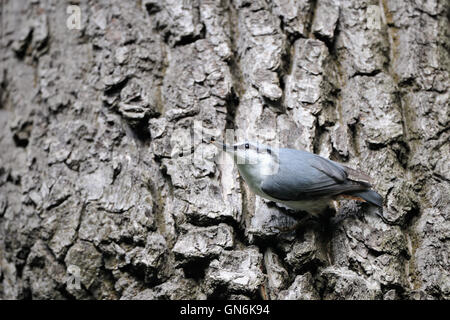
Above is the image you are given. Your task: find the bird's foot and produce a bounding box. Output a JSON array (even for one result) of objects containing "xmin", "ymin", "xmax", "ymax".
[
  {"xmin": 275, "ymin": 216, "xmax": 312, "ymax": 234},
  {"xmin": 275, "ymin": 223, "xmax": 300, "ymax": 234}
]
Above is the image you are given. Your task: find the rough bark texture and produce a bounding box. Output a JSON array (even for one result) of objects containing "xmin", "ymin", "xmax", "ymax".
[{"xmin": 0, "ymin": 0, "xmax": 449, "ymax": 300}]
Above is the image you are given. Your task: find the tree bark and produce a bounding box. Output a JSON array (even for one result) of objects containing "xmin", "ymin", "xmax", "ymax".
[{"xmin": 0, "ymin": 0, "xmax": 448, "ymax": 299}]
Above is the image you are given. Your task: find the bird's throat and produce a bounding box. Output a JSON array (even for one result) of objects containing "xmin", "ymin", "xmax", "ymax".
[{"xmin": 236, "ymin": 163, "xmax": 266, "ymax": 197}]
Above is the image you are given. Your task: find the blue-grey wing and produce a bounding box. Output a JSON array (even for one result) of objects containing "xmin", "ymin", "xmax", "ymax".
[
  {"xmin": 309, "ymin": 154, "xmax": 347, "ymax": 183},
  {"xmin": 261, "ymin": 149, "xmax": 367, "ymax": 201}
]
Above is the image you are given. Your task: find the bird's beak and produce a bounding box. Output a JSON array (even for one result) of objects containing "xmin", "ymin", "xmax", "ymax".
[
  {"xmin": 196, "ymin": 127, "xmax": 233, "ymax": 153},
  {"xmin": 208, "ymin": 137, "xmax": 232, "ymax": 153}
]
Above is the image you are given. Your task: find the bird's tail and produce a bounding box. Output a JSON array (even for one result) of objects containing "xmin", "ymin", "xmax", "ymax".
[{"xmin": 350, "ymin": 190, "xmax": 383, "ymax": 208}]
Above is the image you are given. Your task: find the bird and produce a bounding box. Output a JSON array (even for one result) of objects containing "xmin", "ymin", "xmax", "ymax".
[{"xmin": 209, "ymin": 137, "xmax": 383, "ymax": 217}]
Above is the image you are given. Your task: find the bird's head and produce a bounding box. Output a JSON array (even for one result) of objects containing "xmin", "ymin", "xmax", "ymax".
[{"xmin": 209, "ymin": 137, "xmax": 278, "ymax": 175}]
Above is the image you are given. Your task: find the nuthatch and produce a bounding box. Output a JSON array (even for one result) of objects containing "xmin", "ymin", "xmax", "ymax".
[{"xmin": 210, "ymin": 137, "xmax": 383, "ymax": 216}]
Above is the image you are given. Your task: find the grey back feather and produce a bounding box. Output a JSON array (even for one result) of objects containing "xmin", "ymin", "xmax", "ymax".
[{"xmin": 260, "ymin": 148, "xmax": 370, "ymax": 201}]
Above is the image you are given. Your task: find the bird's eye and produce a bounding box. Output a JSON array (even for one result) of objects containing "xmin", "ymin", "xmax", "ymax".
[
  {"xmin": 245, "ymin": 143, "xmax": 249, "ymax": 149},
  {"xmin": 234, "ymin": 145, "xmax": 237, "ymax": 151},
  {"xmin": 267, "ymin": 148, "xmax": 271, "ymax": 154}
]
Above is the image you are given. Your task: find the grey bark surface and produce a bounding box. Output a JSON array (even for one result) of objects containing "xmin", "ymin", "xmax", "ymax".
[{"xmin": 0, "ymin": 0, "xmax": 449, "ymax": 300}]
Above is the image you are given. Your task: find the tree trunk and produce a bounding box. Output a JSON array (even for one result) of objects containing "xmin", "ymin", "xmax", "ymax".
[{"xmin": 0, "ymin": 0, "xmax": 448, "ymax": 300}]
